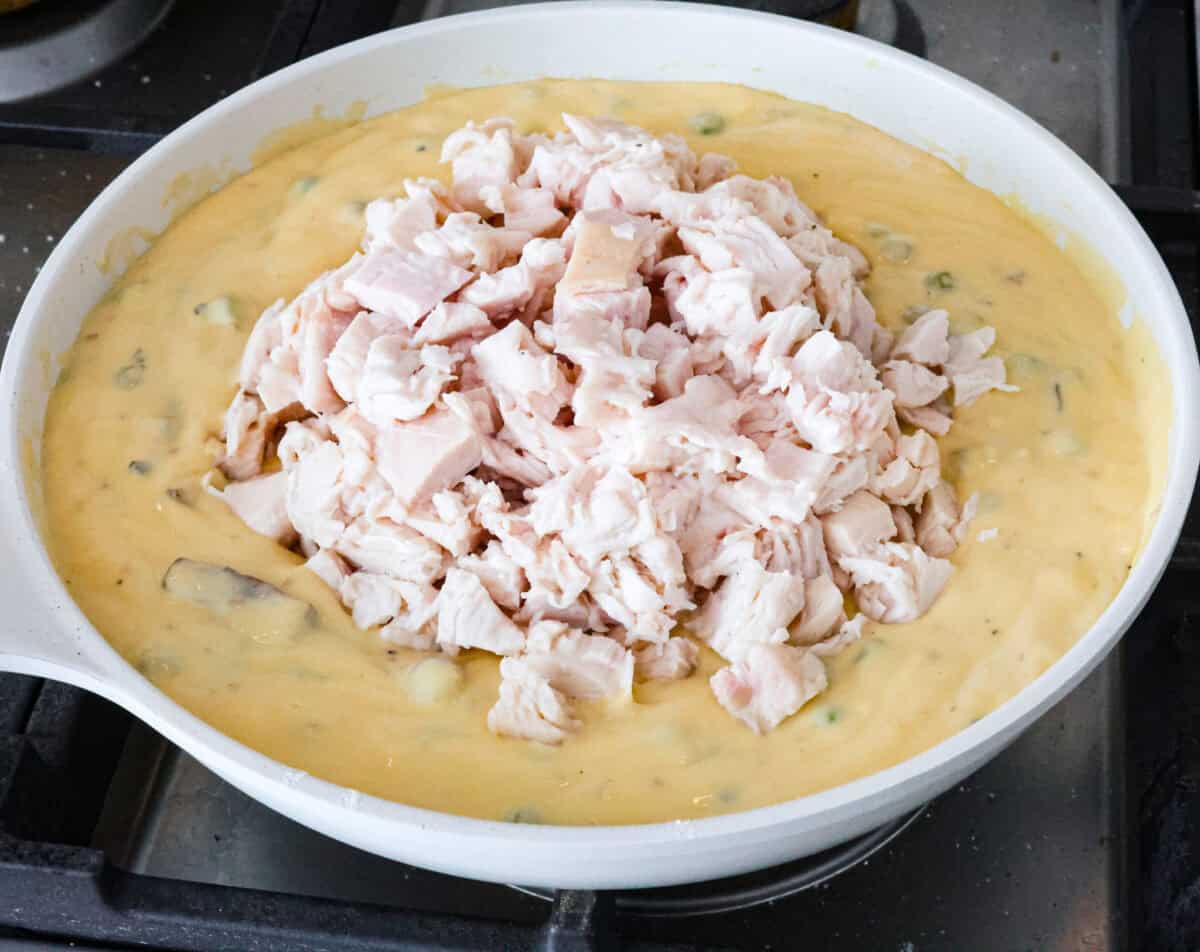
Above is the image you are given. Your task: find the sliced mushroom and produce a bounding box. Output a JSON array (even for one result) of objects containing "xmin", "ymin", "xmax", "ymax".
[{"xmin": 161, "ymin": 558, "xmax": 317, "ymax": 631}]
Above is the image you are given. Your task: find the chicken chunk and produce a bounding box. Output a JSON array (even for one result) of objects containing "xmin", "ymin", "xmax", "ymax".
[
  {"xmin": 436, "ymin": 567, "xmax": 525, "ymax": 655},
  {"xmin": 774, "ymin": 331, "xmax": 894, "ymax": 456},
  {"xmin": 710, "ymin": 643, "xmax": 827, "ymax": 734},
  {"xmin": 891, "ymin": 309, "xmax": 950, "ymax": 366},
  {"xmin": 789, "ymin": 574, "xmax": 846, "ymax": 645},
  {"xmin": 460, "ymin": 238, "xmax": 567, "ymax": 317},
  {"xmin": 945, "ymin": 327, "xmax": 1018, "ymax": 406},
  {"xmin": 916, "ymin": 480, "xmax": 978, "ymax": 557},
  {"xmin": 520, "ymin": 621, "xmax": 634, "ymax": 698},
  {"xmin": 872, "ymin": 431, "xmax": 940, "ymax": 507},
  {"xmin": 344, "ymin": 248, "xmax": 472, "ymax": 326},
  {"xmin": 479, "ymin": 183, "xmax": 566, "ymax": 236},
  {"xmin": 880, "ymin": 360, "xmax": 948, "ymax": 409},
  {"xmin": 376, "ymin": 407, "xmax": 482, "ymax": 505},
  {"xmin": 336, "ymin": 516, "xmax": 448, "ymax": 585},
  {"xmin": 219, "ymin": 471, "xmax": 296, "ymax": 546},
  {"xmin": 689, "ymin": 561, "xmax": 806, "ymax": 662},
  {"xmin": 487, "ymin": 658, "xmax": 580, "ymax": 744},
  {"xmin": 305, "ymin": 548, "xmax": 351, "ymax": 591},
  {"xmin": 822, "ymin": 490, "xmax": 897, "ymax": 560},
  {"xmin": 839, "ymin": 542, "xmax": 953, "ymax": 623},
  {"xmin": 441, "ymin": 118, "xmax": 524, "ymax": 212},
  {"xmin": 559, "ymin": 213, "xmax": 644, "ymax": 294},
  {"xmin": 458, "ymin": 540, "xmax": 526, "ymax": 610},
  {"xmin": 220, "ymin": 390, "xmax": 272, "ymax": 480},
  {"xmin": 634, "ymin": 637, "xmax": 700, "ymax": 682}
]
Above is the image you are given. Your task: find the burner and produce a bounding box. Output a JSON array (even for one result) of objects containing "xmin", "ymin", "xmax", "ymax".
[
  {"xmin": 0, "ymin": 0, "xmax": 174, "ymax": 104},
  {"xmin": 512, "ymin": 805, "xmax": 925, "ymax": 916}
]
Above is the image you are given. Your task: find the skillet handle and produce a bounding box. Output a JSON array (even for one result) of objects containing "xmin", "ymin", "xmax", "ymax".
[{"xmin": 0, "ymin": 502, "xmax": 121, "ymax": 697}]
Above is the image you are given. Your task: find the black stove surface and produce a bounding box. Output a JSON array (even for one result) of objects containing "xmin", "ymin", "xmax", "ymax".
[{"xmin": 0, "ymin": 2, "xmax": 1198, "ymax": 950}]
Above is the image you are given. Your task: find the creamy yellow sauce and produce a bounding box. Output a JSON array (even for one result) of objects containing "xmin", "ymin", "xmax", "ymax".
[{"xmin": 42, "ymin": 80, "xmax": 1160, "ymax": 825}]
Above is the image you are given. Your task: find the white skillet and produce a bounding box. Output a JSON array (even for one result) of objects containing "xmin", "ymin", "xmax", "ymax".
[{"xmin": 0, "ymin": 1, "xmax": 1196, "ymax": 889}]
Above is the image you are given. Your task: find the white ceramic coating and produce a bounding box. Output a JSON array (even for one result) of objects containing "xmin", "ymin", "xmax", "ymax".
[{"xmin": 1, "ymin": 1, "xmax": 1196, "ymax": 889}]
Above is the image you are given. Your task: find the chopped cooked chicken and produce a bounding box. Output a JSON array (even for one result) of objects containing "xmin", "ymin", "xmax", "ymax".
[
  {"xmin": 220, "ymin": 390, "xmax": 273, "ymax": 480},
  {"xmin": 375, "ymin": 407, "xmax": 482, "ymax": 505},
  {"xmin": 460, "ymin": 238, "xmax": 567, "ymax": 317},
  {"xmin": 441, "ymin": 118, "xmax": 524, "ymax": 212},
  {"xmin": 839, "ymin": 542, "xmax": 954, "ymax": 624},
  {"xmin": 916, "ymin": 480, "xmax": 979, "ymax": 557},
  {"xmin": 458, "ymin": 540, "xmax": 526, "ymax": 610},
  {"xmin": 873, "ymin": 431, "xmax": 940, "ymax": 506},
  {"xmin": 945, "ymin": 327, "xmax": 1018, "ymax": 406},
  {"xmin": 488, "ymin": 658, "xmax": 580, "ymax": 744},
  {"xmin": 789, "ymin": 574, "xmax": 846, "ymax": 645},
  {"xmin": 413, "ymin": 212, "xmax": 530, "ymax": 274},
  {"xmin": 634, "ymin": 637, "xmax": 700, "ymax": 681},
  {"xmin": 305, "ymin": 548, "xmax": 351, "ymax": 591},
  {"xmin": 559, "ymin": 213, "xmax": 643, "ymax": 294},
  {"xmin": 412, "ymin": 302, "xmax": 493, "ymax": 347},
  {"xmin": 520, "ymin": 621, "xmax": 634, "ymax": 698},
  {"xmin": 362, "ymin": 180, "xmax": 450, "ymax": 253},
  {"xmin": 710, "ymin": 643, "xmax": 828, "ymax": 734},
  {"xmin": 218, "ymin": 471, "xmax": 296, "ymax": 546},
  {"xmin": 217, "ymin": 113, "xmax": 1015, "ymax": 739},
  {"xmin": 342, "ymin": 571, "xmax": 427, "ymax": 629},
  {"xmin": 892, "ymin": 309, "xmax": 951, "ymax": 365},
  {"xmin": 336, "ymin": 515, "xmax": 447, "ymax": 585},
  {"xmin": 689, "ymin": 562, "xmax": 806, "ymax": 662},
  {"xmin": 479, "ymin": 183, "xmax": 566, "ymax": 236},
  {"xmin": 771, "ymin": 331, "xmax": 894, "ymax": 456},
  {"xmin": 880, "ymin": 360, "xmax": 948, "ymax": 409},
  {"xmin": 436, "ymin": 567, "xmax": 525, "ymax": 655},
  {"xmin": 343, "ymin": 248, "xmax": 473, "ymax": 327},
  {"xmin": 822, "ymin": 490, "xmax": 897, "ymax": 560}
]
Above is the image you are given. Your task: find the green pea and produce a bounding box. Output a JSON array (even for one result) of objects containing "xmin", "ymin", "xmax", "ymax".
[
  {"xmin": 1045, "ymin": 430, "xmax": 1085, "ymax": 455},
  {"xmin": 689, "ymin": 112, "xmax": 726, "ymax": 136},
  {"xmin": 1008, "ymin": 353, "xmax": 1047, "ymax": 377},
  {"xmin": 880, "ymin": 237, "xmax": 914, "ymax": 263},
  {"xmin": 925, "ymin": 270, "xmax": 956, "ymax": 291}
]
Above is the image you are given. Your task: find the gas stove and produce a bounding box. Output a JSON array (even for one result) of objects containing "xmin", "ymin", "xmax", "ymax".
[{"xmin": 1, "ymin": 2, "xmax": 1198, "ymax": 950}]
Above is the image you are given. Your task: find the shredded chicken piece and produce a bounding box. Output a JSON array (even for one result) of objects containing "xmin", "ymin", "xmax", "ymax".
[
  {"xmin": 711, "ymin": 643, "xmax": 828, "ymax": 734},
  {"xmin": 217, "ymin": 113, "xmax": 1014, "ymax": 738}
]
